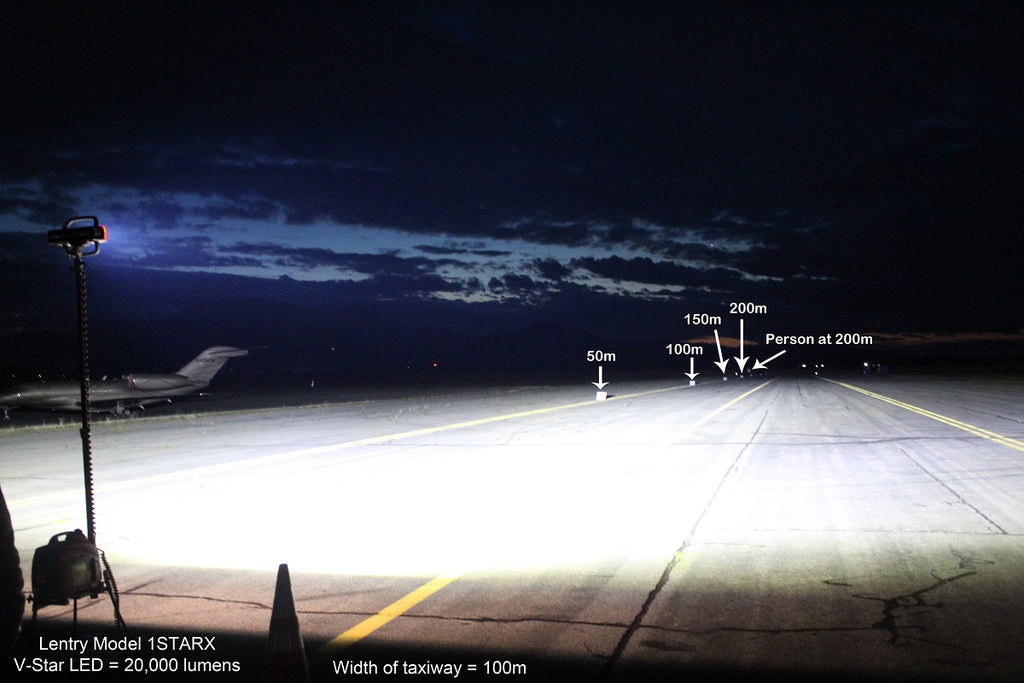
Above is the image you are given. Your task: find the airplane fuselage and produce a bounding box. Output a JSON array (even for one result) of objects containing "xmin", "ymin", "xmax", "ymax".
[
  {"xmin": 0, "ymin": 345, "xmax": 247, "ymax": 417},
  {"xmin": 0, "ymin": 375, "xmax": 206, "ymax": 412}
]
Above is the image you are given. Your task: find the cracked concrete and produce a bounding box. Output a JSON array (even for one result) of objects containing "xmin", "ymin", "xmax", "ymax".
[
  {"xmin": 855, "ymin": 569, "xmax": 976, "ymax": 649},
  {"xmin": 6, "ymin": 376, "xmax": 1024, "ymax": 681}
]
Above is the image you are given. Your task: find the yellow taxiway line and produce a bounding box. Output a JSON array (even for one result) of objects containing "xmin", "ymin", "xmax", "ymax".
[
  {"xmin": 8, "ymin": 383, "xmax": 685, "ymax": 510},
  {"xmin": 320, "ymin": 574, "xmax": 459, "ymax": 655},
  {"xmin": 824, "ymin": 378, "xmax": 1024, "ymax": 452},
  {"xmin": 10, "ymin": 379, "xmax": 777, "ymax": 654},
  {"xmin": 316, "ymin": 379, "xmax": 776, "ymax": 656}
]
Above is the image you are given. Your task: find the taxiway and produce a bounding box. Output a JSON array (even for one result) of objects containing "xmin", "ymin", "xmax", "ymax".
[{"xmin": 2, "ymin": 374, "xmax": 1023, "ymax": 680}]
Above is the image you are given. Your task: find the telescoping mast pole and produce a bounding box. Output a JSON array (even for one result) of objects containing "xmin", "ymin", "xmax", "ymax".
[{"xmin": 47, "ymin": 216, "xmax": 107, "ymax": 544}]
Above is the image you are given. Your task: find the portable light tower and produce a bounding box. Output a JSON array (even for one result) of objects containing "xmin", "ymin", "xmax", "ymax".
[
  {"xmin": 33, "ymin": 217, "xmax": 122, "ymax": 629},
  {"xmin": 46, "ymin": 216, "xmax": 107, "ymax": 546}
]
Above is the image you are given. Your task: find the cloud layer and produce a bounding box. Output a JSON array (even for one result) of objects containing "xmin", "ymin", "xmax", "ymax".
[{"xmin": 2, "ymin": 3, "xmax": 1022, "ymax": 365}]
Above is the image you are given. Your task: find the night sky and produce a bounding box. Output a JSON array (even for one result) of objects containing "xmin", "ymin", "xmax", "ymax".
[{"xmin": 2, "ymin": 3, "xmax": 1023, "ymax": 381}]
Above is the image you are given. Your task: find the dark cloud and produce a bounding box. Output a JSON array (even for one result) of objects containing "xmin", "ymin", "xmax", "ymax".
[
  {"xmin": 228, "ymin": 243, "xmax": 460, "ymax": 280},
  {"xmin": 533, "ymin": 258, "xmax": 571, "ymax": 281},
  {"xmin": 494, "ymin": 272, "xmax": 538, "ymax": 292},
  {"xmin": 487, "ymin": 273, "xmax": 552, "ymax": 304},
  {"xmin": 193, "ymin": 197, "xmax": 283, "ymax": 224},
  {"xmin": 489, "ymin": 219, "xmax": 601, "ymax": 248},
  {"xmin": 136, "ymin": 197, "xmax": 188, "ymax": 231},
  {"xmin": 572, "ymin": 255, "xmax": 744, "ymax": 292},
  {"xmin": 127, "ymin": 249, "xmax": 263, "ymax": 272},
  {"xmin": 0, "ymin": 184, "xmax": 77, "ymax": 227},
  {"xmin": 2, "ymin": 2, "xmax": 1022, "ymax": 368},
  {"xmin": 351, "ymin": 272, "xmax": 464, "ymax": 298},
  {"xmin": 415, "ymin": 244, "xmax": 511, "ymax": 258}
]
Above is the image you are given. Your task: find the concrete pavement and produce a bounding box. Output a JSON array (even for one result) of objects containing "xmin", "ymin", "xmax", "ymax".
[{"xmin": 2, "ymin": 374, "xmax": 1022, "ymax": 680}]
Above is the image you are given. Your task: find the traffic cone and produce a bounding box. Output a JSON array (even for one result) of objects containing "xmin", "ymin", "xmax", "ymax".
[{"xmin": 263, "ymin": 563, "xmax": 310, "ymax": 682}]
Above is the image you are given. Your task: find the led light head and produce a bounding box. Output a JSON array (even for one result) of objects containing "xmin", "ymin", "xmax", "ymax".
[{"xmin": 48, "ymin": 216, "xmax": 107, "ymax": 255}]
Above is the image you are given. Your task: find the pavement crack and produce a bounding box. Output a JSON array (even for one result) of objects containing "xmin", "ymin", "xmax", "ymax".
[
  {"xmin": 633, "ymin": 566, "xmax": 974, "ymax": 653},
  {"xmin": 624, "ymin": 565, "xmax": 985, "ymax": 656},
  {"xmin": 950, "ymin": 548, "xmax": 995, "ymax": 570},
  {"xmin": 600, "ymin": 403, "xmax": 775, "ymax": 679},
  {"xmin": 427, "ymin": 613, "xmax": 629, "ymax": 629},
  {"xmin": 295, "ymin": 609, "xmax": 630, "ymax": 630},
  {"xmin": 641, "ymin": 623, "xmax": 877, "ymax": 638},
  {"xmin": 124, "ymin": 589, "xmax": 270, "ymax": 611},
  {"xmin": 853, "ymin": 569, "xmax": 976, "ymax": 650},
  {"xmin": 899, "ymin": 447, "xmax": 1008, "ymax": 534}
]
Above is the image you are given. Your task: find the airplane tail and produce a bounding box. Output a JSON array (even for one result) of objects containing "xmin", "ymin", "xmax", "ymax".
[{"xmin": 176, "ymin": 346, "xmax": 249, "ymax": 385}]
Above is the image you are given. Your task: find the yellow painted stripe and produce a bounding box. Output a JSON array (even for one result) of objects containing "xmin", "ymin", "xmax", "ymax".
[
  {"xmin": 824, "ymin": 379, "xmax": 1024, "ymax": 452},
  {"xmin": 316, "ymin": 380, "xmax": 776, "ymax": 654},
  {"xmin": 8, "ymin": 384, "xmax": 686, "ymax": 509},
  {"xmin": 320, "ymin": 574, "xmax": 459, "ymax": 655},
  {"xmin": 663, "ymin": 379, "xmax": 774, "ymax": 440}
]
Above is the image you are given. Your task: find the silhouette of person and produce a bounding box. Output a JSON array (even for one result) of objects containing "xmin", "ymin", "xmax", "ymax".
[{"xmin": 0, "ymin": 483, "xmax": 24, "ymax": 651}]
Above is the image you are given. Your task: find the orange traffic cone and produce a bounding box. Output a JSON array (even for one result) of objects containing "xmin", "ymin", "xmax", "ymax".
[{"xmin": 263, "ymin": 563, "xmax": 310, "ymax": 682}]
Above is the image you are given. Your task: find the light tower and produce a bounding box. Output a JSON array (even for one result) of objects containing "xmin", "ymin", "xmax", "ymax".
[{"xmin": 47, "ymin": 216, "xmax": 107, "ymax": 544}]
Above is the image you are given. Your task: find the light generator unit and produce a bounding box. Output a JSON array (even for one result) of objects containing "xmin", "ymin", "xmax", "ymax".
[{"xmin": 31, "ymin": 529, "xmax": 103, "ymax": 615}]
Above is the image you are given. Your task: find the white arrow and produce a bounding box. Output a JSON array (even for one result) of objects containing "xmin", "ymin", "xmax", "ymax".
[
  {"xmin": 734, "ymin": 318, "xmax": 749, "ymax": 373},
  {"xmin": 685, "ymin": 356, "xmax": 700, "ymax": 381},
  {"xmin": 752, "ymin": 349, "xmax": 787, "ymax": 371},
  {"xmin": 713, "ymin": 329, "xmax": 730, "ymax": 374},
  {"xmin": 592, "ymin": 365, "xmax": 609, "ymax": 390}
]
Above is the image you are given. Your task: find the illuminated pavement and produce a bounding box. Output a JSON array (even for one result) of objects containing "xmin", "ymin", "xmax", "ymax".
[{"xmin": 3, "ymin": 375, "xmax": 1023, "ymax": 681}]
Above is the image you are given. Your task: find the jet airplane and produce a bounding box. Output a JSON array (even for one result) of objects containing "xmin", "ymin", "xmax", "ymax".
[{"xmin": 0, "ymin": 346, "xmax": 248, "ymax": 418}]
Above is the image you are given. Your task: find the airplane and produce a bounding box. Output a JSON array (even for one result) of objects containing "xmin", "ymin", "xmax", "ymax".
[{"xmin": 0, "ymin": 346, "xmax": 248, "ymax": 418}]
